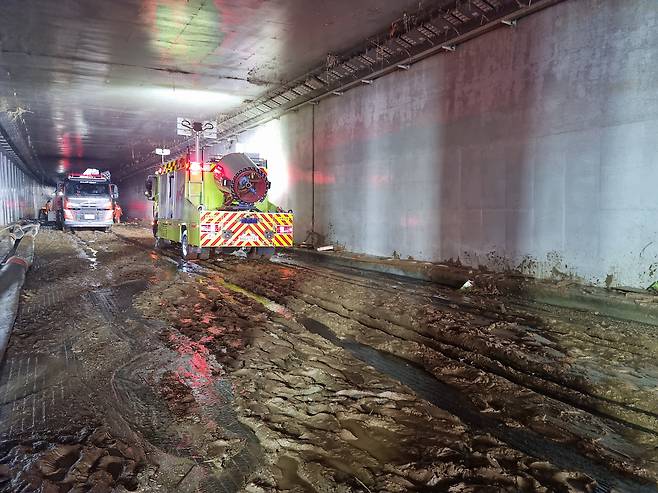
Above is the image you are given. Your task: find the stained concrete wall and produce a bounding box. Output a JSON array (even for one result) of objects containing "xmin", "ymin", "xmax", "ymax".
[{"xmin": 232, "ymin": 0, "xmax": 658, "ymax": 288}]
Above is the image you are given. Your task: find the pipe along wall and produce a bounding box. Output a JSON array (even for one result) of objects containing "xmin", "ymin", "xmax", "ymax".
[{"xmin": 0, "ymin": 223, "xmax": 38, "ymax": 363}]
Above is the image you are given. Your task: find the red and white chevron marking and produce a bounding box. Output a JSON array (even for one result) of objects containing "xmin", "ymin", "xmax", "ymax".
[{"xmin": 199, "ymin": 211, "xmax": 293, "ymax": 248}]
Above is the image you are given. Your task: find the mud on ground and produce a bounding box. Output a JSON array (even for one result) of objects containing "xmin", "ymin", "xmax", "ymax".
[{"xmin": 0, "ymin": 225, "xmax": 657, "ymax": 492}]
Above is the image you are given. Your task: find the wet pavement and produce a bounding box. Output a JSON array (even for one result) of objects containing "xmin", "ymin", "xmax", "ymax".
[{"xmin": 1, "ymin": 225, "xmax": 657, "ymax": 492}]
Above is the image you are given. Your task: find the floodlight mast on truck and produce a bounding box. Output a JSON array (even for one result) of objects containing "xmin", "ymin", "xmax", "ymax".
[{"xmin": 144, "ymin": 120, "xmax": 293, "ymax": 260}]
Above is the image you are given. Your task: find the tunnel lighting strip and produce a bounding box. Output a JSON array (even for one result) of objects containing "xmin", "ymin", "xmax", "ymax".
[{"xmin": 216, "ymin": 0, "xmax": 566, "ymax": 141}]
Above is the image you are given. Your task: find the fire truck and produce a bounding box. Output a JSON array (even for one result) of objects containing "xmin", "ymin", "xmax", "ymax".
[
  {"xmin": 145, "ymin": 152, "xmax": 293, "ymax": 260},
  {"xmin": 53, "ymin": 169, "xmax": 119, "ymax": 232}
]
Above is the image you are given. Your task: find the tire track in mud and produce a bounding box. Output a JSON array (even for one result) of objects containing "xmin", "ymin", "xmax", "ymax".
[
  {"xmin": 112, "ymin": 353, "xmax": 264, "ymax": 493},
  {"xmin": 199, "ymin": 256, "xmax": 658, "ymax": 446},
  {"xmin": 77, "ymin": 243, "xmax": 264, "ymax": 493},
  {"xmin": 186, "ymin": 262, "xmax": 658, "ymax": 493},
  {"xmin": 298, "ymin": 316, "xmax": 654, "ymax": 493},
  {"xmin": 291, "ymin": 287, "xmax": 658, "ymax": 436},
  {"xmin": 110, "ymin": 230, "xmax": 657, "ymax": 489},
  {"xmin": 197, "ymin": 380, "xmax": 264, "ymax": 493}
]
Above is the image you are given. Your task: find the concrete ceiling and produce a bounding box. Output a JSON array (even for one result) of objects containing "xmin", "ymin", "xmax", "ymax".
[{"xmin": 0, "ymin": 0, "xmax": 433, "ymax": 183}]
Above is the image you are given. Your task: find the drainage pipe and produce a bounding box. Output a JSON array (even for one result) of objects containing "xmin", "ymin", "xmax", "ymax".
[{"xmin": 0, "ymin": 223, "xmax": 39, "ymax": 363}]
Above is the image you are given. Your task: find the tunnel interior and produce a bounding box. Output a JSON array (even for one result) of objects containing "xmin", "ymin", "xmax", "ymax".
[{"xmin": 1, "ymin": 1, "xmax": 658, "ymax": 492}]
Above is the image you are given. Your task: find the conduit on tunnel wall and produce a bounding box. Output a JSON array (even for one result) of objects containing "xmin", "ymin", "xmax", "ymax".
[{"xmin": 0, "ymin": 150, "xmax": 48, "ymax": 226}]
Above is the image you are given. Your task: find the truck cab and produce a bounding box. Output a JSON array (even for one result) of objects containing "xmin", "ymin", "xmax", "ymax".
[{"xmin": 54, "ymin": 169, "xmax": 118, "ymax": 231}]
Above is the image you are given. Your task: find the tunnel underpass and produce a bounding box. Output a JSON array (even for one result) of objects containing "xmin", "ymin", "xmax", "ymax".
[{"xmin": 1, "ymin": 1, "xmax": 658, "ymax": 492}]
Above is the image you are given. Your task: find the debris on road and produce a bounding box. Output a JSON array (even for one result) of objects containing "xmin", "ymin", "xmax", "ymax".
[
  {"xmin": 0, "ymin": 225, "xmax": 656, "ymax": 492},
  {"xmin": 459, "ymin": 279, "xmax": 474, "ymax": 291}
]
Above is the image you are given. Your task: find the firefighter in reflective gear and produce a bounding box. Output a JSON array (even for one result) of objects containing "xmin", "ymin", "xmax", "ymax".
[{"xmin": 113, "ymin": 202, "xmax": 123, "ymax": 224}]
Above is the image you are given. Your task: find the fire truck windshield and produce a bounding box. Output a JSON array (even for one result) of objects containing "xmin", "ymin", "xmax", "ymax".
[{"xmin": 65, "ymin": 182, "xmax": 109, "ymax": 196}]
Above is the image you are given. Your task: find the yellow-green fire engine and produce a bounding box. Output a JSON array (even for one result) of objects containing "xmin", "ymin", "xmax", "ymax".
[{"xmin": 145, "ymin": 152, "xmax": 293, "ymax": 260}]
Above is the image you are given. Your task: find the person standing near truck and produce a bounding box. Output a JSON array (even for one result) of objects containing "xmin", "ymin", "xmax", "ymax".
[{"xmin": 113, "ymin": 202, "xmax": 123, "ymax": 224}]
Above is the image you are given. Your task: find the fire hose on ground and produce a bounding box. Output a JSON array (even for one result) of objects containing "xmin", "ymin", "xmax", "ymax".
[{"xmin": 0, "ymin": 222, "xmax": 39, "ymax": 363}]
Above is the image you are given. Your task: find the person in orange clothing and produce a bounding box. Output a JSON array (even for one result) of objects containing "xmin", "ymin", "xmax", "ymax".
[{"xmin": 113, "ymin": 202, "xmax": 123, "ymax": 224}]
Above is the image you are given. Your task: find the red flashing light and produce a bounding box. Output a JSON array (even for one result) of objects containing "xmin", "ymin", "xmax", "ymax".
[{"xmin": 189, "ymin": 161, "xmax": 212, "ymax": 173}]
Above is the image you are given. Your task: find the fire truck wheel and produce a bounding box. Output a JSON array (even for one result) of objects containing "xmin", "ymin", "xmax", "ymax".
[
  {"xmin": 198, "ymin": 248, "xmax": 210, "ymax": 260},
  {"xmin": 181, "ymin": 231, "xmax": 197, "ymax": 260}
]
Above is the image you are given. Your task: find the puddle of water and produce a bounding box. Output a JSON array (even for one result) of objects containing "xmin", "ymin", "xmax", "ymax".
[
  {"xmin": 176, "ymin": 259, "xmax": 292, "ymax": 318},
  {"xmin": 299, "ymin": 317, "xmax": 656, "ymax": 493},
  {"xmin": 73, "ymin": 240, "xmax": 98, "ymax": 270}
]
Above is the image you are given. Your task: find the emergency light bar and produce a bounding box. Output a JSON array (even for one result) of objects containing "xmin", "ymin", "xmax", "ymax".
[{"xmin": 68, "ymin": 173, "xmax": 107, "ymax": 181}]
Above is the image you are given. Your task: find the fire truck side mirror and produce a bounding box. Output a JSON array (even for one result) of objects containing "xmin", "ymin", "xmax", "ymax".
[{"xmin": 111, "ymin": 184, "xmax": 119, "ymax": 199}]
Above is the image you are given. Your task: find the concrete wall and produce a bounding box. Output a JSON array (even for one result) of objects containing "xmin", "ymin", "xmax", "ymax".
[
  {"xmin": 233, "ymin": 0, "xmax": 658, "ymax": 288},
  {"xmin": 0, "ymin": 150, "xmax": 47, "ymax": 225}
]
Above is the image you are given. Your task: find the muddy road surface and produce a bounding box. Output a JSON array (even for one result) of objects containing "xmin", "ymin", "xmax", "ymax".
[{"xmin": 0, "ymin": 225, "xmax": 657, "ymax": 492}]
